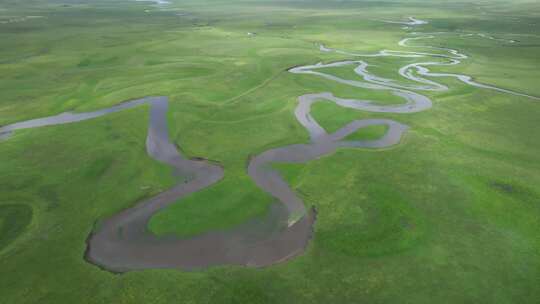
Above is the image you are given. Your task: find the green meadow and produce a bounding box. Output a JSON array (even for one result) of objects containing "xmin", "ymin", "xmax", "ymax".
[{"xmin": 1, "ymin": 0, "xmax": 539, "ymax": 303}]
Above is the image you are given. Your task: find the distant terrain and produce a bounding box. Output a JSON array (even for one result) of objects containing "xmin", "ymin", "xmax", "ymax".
[{"xmin": 1, "ymin": 0, "xmax": 539, "ymax": 303}]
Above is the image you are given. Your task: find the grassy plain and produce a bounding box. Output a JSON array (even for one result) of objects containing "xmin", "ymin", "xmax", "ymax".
[{"xmin": 1, "ymin": 0, "xmax": 540, "ymax": 303}]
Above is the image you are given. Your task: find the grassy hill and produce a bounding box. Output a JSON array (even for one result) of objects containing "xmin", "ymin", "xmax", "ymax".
[{"xmin": 1, "ymin": 0, "xmax": 539, "ymax": 303}]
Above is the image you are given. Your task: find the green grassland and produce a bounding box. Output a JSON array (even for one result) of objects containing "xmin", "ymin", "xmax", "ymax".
[{"xmin": 1, "ymin": 0, "xmax": 540, "ymax": 303}]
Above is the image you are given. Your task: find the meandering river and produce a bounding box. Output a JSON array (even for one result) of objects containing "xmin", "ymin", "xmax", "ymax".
[{"xmin": 1, "ymin": 18, "xmax": 537, "ymax": 272}]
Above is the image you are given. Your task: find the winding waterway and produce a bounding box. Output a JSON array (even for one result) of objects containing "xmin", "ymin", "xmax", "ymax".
[{"xmin": 1, "ymin": 18, "xmax": 538, "ymax": 272}]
